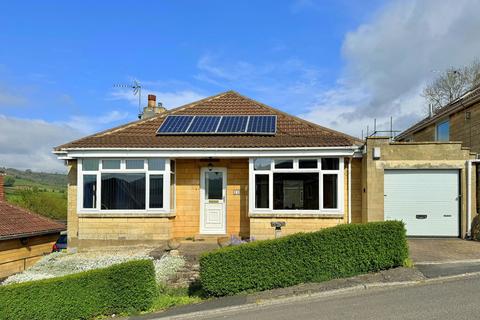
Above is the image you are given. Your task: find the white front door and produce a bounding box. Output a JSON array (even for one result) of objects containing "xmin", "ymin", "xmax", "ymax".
[{"xmin": 200, "ymin": 167, "xmax": 227, "ymax": 234}]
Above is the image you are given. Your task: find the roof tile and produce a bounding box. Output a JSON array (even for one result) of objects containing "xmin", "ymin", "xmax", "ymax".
[
  {"xmin": 0, "ymin": 202, "xmax": 65, "ymax": 240},
  {"xmin": 56, "ymin": 91, "xmax": 361, "ymax": 150}
]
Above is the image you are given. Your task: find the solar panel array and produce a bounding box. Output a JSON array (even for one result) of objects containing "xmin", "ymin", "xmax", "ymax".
[{"xmin": 157, "ymin": 115, "xmax": 276, "ymax": 135}]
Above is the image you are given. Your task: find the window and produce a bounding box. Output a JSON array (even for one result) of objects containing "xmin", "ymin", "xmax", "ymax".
[
  {"xmin": 170, "ymin": 160, "xmax": 176, "ymax": 211},
  {"xmin": 323, "ymin": 174, "xmax": 338, "ymax": 209},
  {"xmin": 83, "ymin": 159, "xmax": 99, "ymax": 171},
  {"xmin": 275, "ymin": 159, "xmax": 293, "ymax": 169},
  {"xmin": 101, "ymin": 173, "xmax": 145, "ymax": 210},
  {"xmin": 299, "ymin": 159, "xmax": 318, "ymax": 169},
  {"xmin": 250, "ymin": 158, "xmax": 343, "ymax": 213},
  {"xmin": 254, "ymin": 158, "xmax": 271, "ymax": 170},
  {"xmin": 149, "ymin": 175, "xmax": 164, "ymax": 208},
  {"xmin": 436, "ymin": 120, "xmax": 449, "ymax": 141},
  {"xmin": 273, "ymin": 173, "xmax": 319, "ymax": 210},
  {"xmin": 103, "ymin": 160, "xmax": 120, "ymax": 169},
  {"xmin": 149, "ymin": 159, "xmax": 165, "ymax": 171},
  {"xmin": 79, "ymin": 158, "xmax": 171, "ymax": 212},
  {"xmin": 321, "ymin": 158, "xmax": 339, "ymax": 170},
  {"xmin": 126, "ymin": 159, "xmax": 144, "ymax": 169},
  {"xmin": 83, "ymin": 175, "xmax": 97, "ymax": 208},
  {"xmin": 255, "ymin": 175, "xmax": 269, "ymax": 208}
]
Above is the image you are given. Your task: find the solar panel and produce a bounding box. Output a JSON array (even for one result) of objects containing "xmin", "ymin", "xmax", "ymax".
[
  {"xmin": 216, "ymin": 116, "xmax": 249, "ymax": 133},
  {"xmin": 187, "ymin": 116, "xmax": 221, "ymax": 133},
  {"xmin": 246, "ymin": 115, "xmax": 276, "ymax": 133},
  {"xmin": 157, "ymin": 115, "xmax": 193, "ymax": 133},
  {"xmin": 157, "ymin": 115, "xmax": 276, "ymax": 135}
]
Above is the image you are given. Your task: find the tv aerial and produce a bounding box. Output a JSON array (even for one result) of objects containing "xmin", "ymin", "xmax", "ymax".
[{"xmin": 113, "ymin": 80, "xmax": 142, "ymax": 114}]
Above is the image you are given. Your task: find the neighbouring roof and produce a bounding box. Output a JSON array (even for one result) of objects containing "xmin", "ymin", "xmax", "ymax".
[
  {"xmin": 397, "ymin": 84, "xmax": 480, "ymax": 140},
  {"xmin": 0, "ymin": 202, "xmax": 65, "ymax": 240},
  {"xmin": 55, "ymin": 91, "xmax": 361, "ymax": 150}
]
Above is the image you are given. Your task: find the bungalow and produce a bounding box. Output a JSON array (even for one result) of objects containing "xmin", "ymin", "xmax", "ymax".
[
  {"xmin": 0, "ymin": 174, "xmax": 65, "ymax": 278},
  {"xmin": 54, "ymin": 91, "xmax": 478, "ymax": 249}
]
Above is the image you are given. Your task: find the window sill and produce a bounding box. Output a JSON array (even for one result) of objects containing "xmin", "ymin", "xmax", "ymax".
[
  {"xmin": 77, "ymin": 212, "xmax": 176, "ymax": 218},
  {"xmin": 249, "ymin": 212, "xmax": 344, "ymax": 219}
]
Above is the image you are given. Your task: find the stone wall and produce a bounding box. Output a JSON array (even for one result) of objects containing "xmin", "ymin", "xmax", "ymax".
[{"xmin": 362, "ymin": 137, "xmax": 476, "ymax": 237}]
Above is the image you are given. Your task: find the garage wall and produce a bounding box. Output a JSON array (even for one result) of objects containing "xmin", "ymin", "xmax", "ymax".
[
  {"xmin": 0, "ymin": 233, "xmax": 59, "ymax": 279},
  {"xmin": 362, "ymin": 137, "xmax": 476, "ymax": 238}
]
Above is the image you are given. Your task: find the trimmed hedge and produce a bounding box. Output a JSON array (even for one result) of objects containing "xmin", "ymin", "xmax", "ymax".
[
  {"xmin": 0, "ymin": 259, "xmax": 157, "ymax": 320},
  {"xmin": 200, "ymin": 221, "xmax": 409, "ymax": 296}
]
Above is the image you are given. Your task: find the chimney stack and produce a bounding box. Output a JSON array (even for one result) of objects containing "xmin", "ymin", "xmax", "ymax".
[
  {"xmin": 0, "ymin": 171, "xmax": 5, "ymax": 202},
  {"xmin": 147, "ymin": 94, "xmax": 156, "ymax": 108},
  {"xmin": 139, "ymin": 94, "xmax": 167, "ymax": 119}
]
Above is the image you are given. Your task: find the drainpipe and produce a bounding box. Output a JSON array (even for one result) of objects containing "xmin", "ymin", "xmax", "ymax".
[
  {"xmin": 467, "ymin": 159, "xmax": 480, "ymax": 237},
  {"xmin": 348, "ymin": 158, "xmax": 352, "ymax": 224}
]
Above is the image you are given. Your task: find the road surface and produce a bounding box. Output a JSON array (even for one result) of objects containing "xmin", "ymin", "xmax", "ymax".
[{"xmin": 182, "ymin": 275, "xmax": 480, "ymax": 320}]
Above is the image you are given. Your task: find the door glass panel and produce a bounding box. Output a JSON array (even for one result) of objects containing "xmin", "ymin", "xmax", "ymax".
[{"xmin": 206, "ymin": 171, "xmax": 223, "ymax": 200}]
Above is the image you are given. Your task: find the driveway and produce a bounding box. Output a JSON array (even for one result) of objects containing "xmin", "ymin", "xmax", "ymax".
[{"xmin": 408, "ymin": 238, "xmax": 480, "ymax": 263}]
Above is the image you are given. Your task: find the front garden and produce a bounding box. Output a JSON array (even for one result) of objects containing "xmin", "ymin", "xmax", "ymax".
[{"xmin": 0, "ymin": 221, "xmax": 409, "ymax": 319}]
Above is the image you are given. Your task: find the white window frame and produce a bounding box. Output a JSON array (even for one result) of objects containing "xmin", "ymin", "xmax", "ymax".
[
  {"xmin": 77, "ymin": 158, "xmax": 172, "ymax": 214},
  {"xmin": 249, "ymin": 157, "xmax": 344, "ymax": 215}
]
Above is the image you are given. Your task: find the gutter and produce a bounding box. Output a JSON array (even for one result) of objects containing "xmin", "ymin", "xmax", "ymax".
[{"xmin": 467, "ymin": 159, "xmax": 480, "ymax": 237}]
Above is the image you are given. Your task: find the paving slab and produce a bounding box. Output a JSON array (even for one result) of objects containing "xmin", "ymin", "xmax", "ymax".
[{"xmin": 408, "ymin": 238, "xmax": 480, "ymax": 263}]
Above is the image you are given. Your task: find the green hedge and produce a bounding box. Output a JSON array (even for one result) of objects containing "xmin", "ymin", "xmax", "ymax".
[
  {"xmin": 200, "ymin": 221, "xmax": 409, "ymax": 296},
  {"xmin": 0, "ymin": 259, "xmax": 157, "ymax": 320}
]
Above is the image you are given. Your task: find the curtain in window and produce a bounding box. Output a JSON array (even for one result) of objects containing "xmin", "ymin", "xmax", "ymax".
[{"xmin": 101, "ymin": 173, "xmax": 146, "ymax": 210}]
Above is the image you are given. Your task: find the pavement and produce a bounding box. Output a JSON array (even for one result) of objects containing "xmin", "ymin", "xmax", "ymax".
[
  {"xmin": 408, "ymin": 238, "xmax": 480, "ymax": 263},
  {"xmin": 126, "ymin": 238, "xmax": 480, "ymax": 320}
]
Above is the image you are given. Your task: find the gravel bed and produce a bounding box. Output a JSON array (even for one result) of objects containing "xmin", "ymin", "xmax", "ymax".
[{"xmin": 3, "ymin": 248, "xmax": 184, "ymax": 286}]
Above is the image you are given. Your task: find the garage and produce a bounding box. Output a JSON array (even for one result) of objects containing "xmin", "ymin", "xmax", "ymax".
[{"xmin": 384, "ymin": 169, "xmax": 460, "ymax": 237}]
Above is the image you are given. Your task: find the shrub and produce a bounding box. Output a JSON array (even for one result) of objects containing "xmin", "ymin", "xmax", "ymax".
[
  {"xmin": 200, "ymin": 221, "xmax": 408, "ymax": 296},
  {"xmin": 0, "ymin": 260, "xmax": 157, "ymax": 320}
]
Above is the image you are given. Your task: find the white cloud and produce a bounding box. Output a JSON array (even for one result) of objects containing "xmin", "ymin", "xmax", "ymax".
[
  {"xmin": 196, "ymin": 53, "xmax": 325, "ymax": 114},
  {"xmin": 0, "ymin": 110, "xmax": 133, "ymax": 172},
  {"xmin": 0, "ymin": 115, "xmax": 82, "ymax": 172},
  {"xmin": 109, "ymin": 88, "xmax": 205, "ymax": 110},
  {"xmin": 301, "ymin": 0, "xmax": 480, "ymax": 137},
  {"xmin": 61, "ymin": 110, "xmax": 130, "ymax": 133}
]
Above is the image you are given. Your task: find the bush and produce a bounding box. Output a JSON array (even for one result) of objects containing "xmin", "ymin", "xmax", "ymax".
[
  {"xmin": 200, "ymin": 221, "xmax": 409, "ymax": 296},
  {"xmin": 6, "ymin": 187, "xmax": 67, "ymax": 220},
  {"xmin": 0, "ymin": 260, "xmax": 157, "ymax": 320}
]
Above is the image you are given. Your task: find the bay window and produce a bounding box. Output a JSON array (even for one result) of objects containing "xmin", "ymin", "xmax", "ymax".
[
  {"xmin": 250, "ymin": 158, "xmax": 343, "ymax": 213},
  {"xmin": 79, "ymin": 158, "xmax": 174, "ymax": 213}
]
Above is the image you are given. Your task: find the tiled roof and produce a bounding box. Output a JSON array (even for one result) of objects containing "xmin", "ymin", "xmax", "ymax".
[
  {"xmin": 0, "ymin": 201, "xmax": 65, "ymax": 240},
  {"xmin": 397, "ymin": 84, "xmax": 480, "ymax": 140},
  {"xmin": 56, "ymin": 91, "xmax": 361, "ymax": 150}
]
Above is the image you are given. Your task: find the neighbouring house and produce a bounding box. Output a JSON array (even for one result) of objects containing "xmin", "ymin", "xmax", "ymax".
[
  {"xmin": 53, "ymin": 91, "xmax": 478, "ymax": 249},
  {"xmin": 0, "ymin": 174, "xmax": 65, "ymax": 278},
  {"xmin": 396, "ymin": 84, "xmax": 480, "ymax": 214}
]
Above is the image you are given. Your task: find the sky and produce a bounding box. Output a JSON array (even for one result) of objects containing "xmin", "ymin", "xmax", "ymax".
[{"xmin": 1, "ymin": 0, "xmax": 480, "ymax": 172}]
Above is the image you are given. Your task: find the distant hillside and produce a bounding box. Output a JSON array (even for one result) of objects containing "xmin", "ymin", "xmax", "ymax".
[
  {"xmin": 1, "ymin": 167, "xmax": 67, "ymax": 191},
  {"xmin": 1, "ymin": 168, "xmax": 67, "ymax": 220}
]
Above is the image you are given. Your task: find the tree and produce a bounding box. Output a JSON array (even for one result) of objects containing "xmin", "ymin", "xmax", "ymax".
[
  {"xmin": 3, "ymin": 175, "xmax": 15, "ymax": 187},
  {"xmin": 423, "ymin": 59, "xmax": 480, "ymax": 114}
]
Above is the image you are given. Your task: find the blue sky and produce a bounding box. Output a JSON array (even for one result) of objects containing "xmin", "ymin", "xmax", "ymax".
[{"xmin": 1, "ymin": 0, "xmax": 480, "ymax": 171}]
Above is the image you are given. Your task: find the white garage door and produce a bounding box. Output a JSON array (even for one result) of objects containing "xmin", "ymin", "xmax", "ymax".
[{"xmin": 384, "ymin": 169, "xmax": 459, "ymax": 237}]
